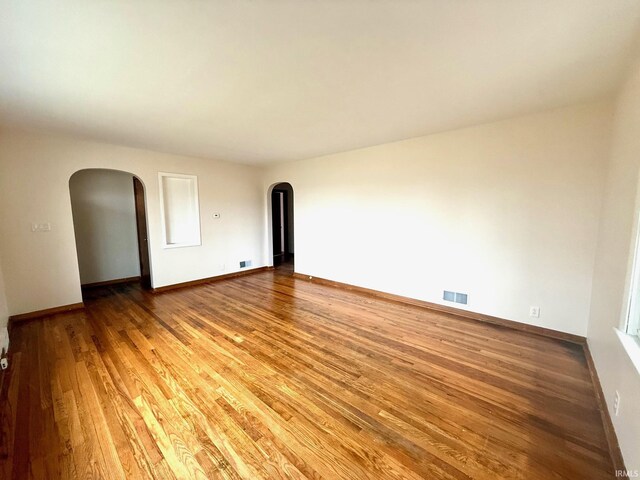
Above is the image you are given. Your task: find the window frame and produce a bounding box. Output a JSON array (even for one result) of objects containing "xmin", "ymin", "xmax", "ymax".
[{"xmin": 626, "ymin": 213, "xmax": 640, "ymax": 338}]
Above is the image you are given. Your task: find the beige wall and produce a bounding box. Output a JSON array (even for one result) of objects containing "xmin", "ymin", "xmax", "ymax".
[
  {"xmin": 0, "ymin": 130, "xmax": 265, "ymax": 316},
  {"xmin": 264, "ymin": 102, "xmax": 613, "ymax": 336},
  {"xmin": 69, "ymin": 169, "xmax": 141, "ymax": 285},
  {"xmin": 588, "ymin": 57, "xmax": 640, "ymax": 471}
]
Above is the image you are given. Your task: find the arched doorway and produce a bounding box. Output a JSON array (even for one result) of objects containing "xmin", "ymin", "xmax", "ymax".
[
  {"xmin": 269, "ymin": 182, "xmax": 294, "ymax": 268},
  {"xmin": 69, "ymin": 169, "xmax": 151, "ymax": 293}
]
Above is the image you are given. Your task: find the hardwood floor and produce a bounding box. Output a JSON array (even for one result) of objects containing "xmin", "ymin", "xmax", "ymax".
[{"xmin": 0, "ymin": 267, "xmax": 614, "ymax": 479}]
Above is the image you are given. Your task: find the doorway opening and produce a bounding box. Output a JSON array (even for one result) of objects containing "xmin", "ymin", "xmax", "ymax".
[
  {"xmin": 69, "ymin": 169, "xmax": 152, "ymax": 296},
  {"xmin": 270, "ymin": 182, "xmax": 294, "ymax": 270}
]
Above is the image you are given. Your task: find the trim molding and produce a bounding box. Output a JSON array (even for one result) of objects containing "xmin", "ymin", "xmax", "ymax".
[
  {"xmin": 582, "ymin": 342, "xmax": 626, "ymax": 473},
  {"xmin": 81, "ymin": 276, "xmax": 141, "ymax": 289},
  {"xmin": 292, "ymin": 272, "xmax": 586, "ymax": 344},
  {"xmin": 152, "ymin": 266, "xmax": 273, "ymax": 293},
  {"xmin": 9, "ymin": 302, "xmax": 85, "ymax": 324}
]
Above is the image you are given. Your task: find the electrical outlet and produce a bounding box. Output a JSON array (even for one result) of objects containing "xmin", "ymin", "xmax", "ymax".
[
  {"xmin": 614, "ymin": 391, "xmax": 621, "ymax": 416},
  {"xmin": 529, "ymin": 306, "xmax": 540, "ymax": 318},
  {"xmin": 0, "ymin": 358, "xmax": 8, "ymax": 370}
]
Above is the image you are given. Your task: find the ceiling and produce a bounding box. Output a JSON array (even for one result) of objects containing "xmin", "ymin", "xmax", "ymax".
[{"xmin": 2, "ymin": 1, "xmax": 640, "ymax": 165}]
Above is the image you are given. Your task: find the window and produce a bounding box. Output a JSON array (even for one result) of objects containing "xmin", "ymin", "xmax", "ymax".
[
  {"xmin": 158, "ymin": 172, "xmax": 201, "ymax": 248},
  {"xmin": 618, "ymin": 214, "xmax": 640, "ymax": 374},
  {"xmin": 626, "ymin": 214, "xmax": 640, "ymax": 338}
]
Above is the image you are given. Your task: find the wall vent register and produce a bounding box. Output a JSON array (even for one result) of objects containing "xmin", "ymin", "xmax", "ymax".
[{"xmin": 443, "ymin": 290, "xmax": 468, "ymax": 305}]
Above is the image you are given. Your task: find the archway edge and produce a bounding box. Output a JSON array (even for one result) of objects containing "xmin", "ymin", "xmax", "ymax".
[
  {"xmin": 68, "ymin": 167, "xmax": 153, "ymax": 289},
  {"xmin": 69, "ymin": 167, "xmax": 147, "ymax": 188}
]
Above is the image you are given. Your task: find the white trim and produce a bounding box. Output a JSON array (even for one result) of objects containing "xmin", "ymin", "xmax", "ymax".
[{"xmin": 616, "ymin": 328, "xmax": 640, "ymax": 376}]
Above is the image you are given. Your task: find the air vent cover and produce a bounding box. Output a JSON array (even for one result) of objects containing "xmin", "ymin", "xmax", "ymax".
[
  {"xmin": 455, "ymin": 293, "xmax": 468, "ymax": 305},
  {"xmin": 444, "ymin": 290, "xmax": 468, "ymax": 305}
]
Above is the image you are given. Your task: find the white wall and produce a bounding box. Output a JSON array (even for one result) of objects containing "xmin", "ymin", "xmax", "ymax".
[
  {"xmin": 264, "ymin": 102, "xmax": 613, "ymax": 336},
  {"xmin": 587, "ymin": 57, "xmax": 640, "ymax": 471},
  {"xmin": 69, "ymin": 169, "xmax": 140, "ymax": 285},
  {"xmin": 0, "ymin": 130, "xmax": 265, "ymax": 316}
]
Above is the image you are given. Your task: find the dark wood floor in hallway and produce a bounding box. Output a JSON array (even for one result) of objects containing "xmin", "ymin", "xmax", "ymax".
[{"xmin": 0, "ymin": 268, "xmax": 614, "ymax": 479}]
